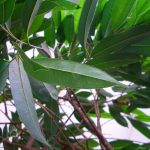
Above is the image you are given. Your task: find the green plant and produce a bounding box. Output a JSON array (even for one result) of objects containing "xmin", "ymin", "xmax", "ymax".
[{"xmin": 0, "ymin": 0, "xmax": 150, "ymax": 149}]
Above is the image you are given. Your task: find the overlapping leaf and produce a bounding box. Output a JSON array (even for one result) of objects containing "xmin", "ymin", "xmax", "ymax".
[
  {"xmin": 101, "ymin": 0, "xmax": 115, "ymax": 37},
  {"xmin": 0, "ymin": 60, "xmax": 9, "ymax": 93},
  {"xmin": 87, "ymin": 53, "xmax": 143, "ymax": 69},
  {"xmin": 9, "ymin": 58, "xmax": 51, "ymax": 148},
  {"xmin": 111, "ymin": 0, "xmax": 137, "ymax": 31},
  {"xmin": 92, "ymin": 24, "xmax": 150, "ymax": 57},
  {"xmin": 22, "ymin": 0, "xmax": 42, "ymax": 34},
  {"xmin": 0, "ymin": 0, "xmax": 15, "ymax": 24},
  {"xmin": 28, "ymin": 75, "xmax": 58, "ymax": 101},
  {"xmin": 13, "ymin": 42, "xmax": 126, "ymax": 89},
  {"xmin": 109, "ymin": 105, "xmax": 128, "ymax": 127},
  {"xmin": 44, "ymin": 100, "xmax": 59, "ymax": 141},
  {"xmin": 78, "ymin": 0, "xmax": 98, "ymax": 48}
]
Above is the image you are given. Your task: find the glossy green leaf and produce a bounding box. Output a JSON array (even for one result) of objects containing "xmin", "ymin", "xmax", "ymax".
[
  {"xmin": 87, "ymin": 53, "xmax": 143, "ymax": 69},
  {"xmin": 11, "ymin": 1, "xmax": 56, "ymax": 26},
  {"xmin": 76, "ymin": 91, "xmax": 92, "ymax": 98},
  {"xmin": 22, "ymin": 0, "xmax": 42, "ymax": 34},
  {"xmin": 9, "ymin": 59, "xmax": 51, "ymax": 148},
  {"xmin": 110, "ymin": 140, "xmax": 132, "ymax": 149},
  {"xmin": 64, "ymin": 14, "xmax": 74, "ymax": 44},
  {"xmin": 123, "ymin": 36, "xmax": 150, "ymax": 55},
  {"xmin": 22, "ymin": 37, "xmax": 49, "ymax": 51},
  {"xmin": 45, "ymin": 21, "xmax": 56, "ymax": 48},
  {"xmin": 135, "ymin": 0, "xmax": 150, "ymax": 23},
  {"xmin": 127, "ymin": 117, "xmax": 150, "ymax": 139},
  {"xmin": 0, "ymin": 0, "xmax": 15, "ymax": 24},
  {"xmin": 56, "ymin": 20, "xmax": 65, "ymax": 43},
  {"xmin": 44, "ymin": 100, "xmax": 59, "ymax": 141},
  {"xmin": 135, "ymin": 114, "xmax": 150, "ymax": 122},
  {"xmin": 21, "ymin": 14, "xmax": 44, "ymax": 40},
  {"xmin": 15, "ymin": 42, "xmax": 127, "ymax": 89},
  {"xmin": 28, "ymin": 75, "xmax": 58, "ymax": 101},
  {"xmin": 111, "ymin": 0, "xmax": 137, "ymax": 31},
  {"xmin": 52, "ymin": 10, "xmax": 61, "ymax": 30},
  {"xmin": 37, "ymin": 18, "xmax": 53, "ymax": 32},
  {"xmin": 95, "ymin": 0, "xmax": 107, "ymax": 28},
  {"xmin": 37, "ymin": 1, "xmax": 57, "ymax": 16},
  {"xmin": 101, "ymin": 0, "xmax": 115, "ymax": 37},
  {"xmin": 52, "ymin": 0, "xmax": 80, "ymax": 10},
  {"xmin": 109, "ymin": 105, "xmax": 128, "ymax": 127},
  {"xmin": 92, "ymin": 24, "xmax": 150, "ymax": 57},
  {"xmin": 87, "ymin": 139, "xmax": 99, "ymax": 147},
  {"xmin": 122, "ymin": 143, "xmax": 139, "ymax": 150},
  {"xmin": 3, "ymin": 125, "xmax": 8, "ymax": 149},
  {"xmin": 0, "ymin": 60, "xmax": 8, "ymax": 93},
  {"xmin": 127, "ymin": 117, "xmax": 150, "ymax": 127},
  {"xmin": 78, "ymin": 0, "xmax": 98, "ymax": 48},
  {"xmin": 25, "ymin": 59, "xmax": 127, "ymax": 89},
  {"xmin": 73, "ymin": 0, "xmax": 86, "ymax": 34}
]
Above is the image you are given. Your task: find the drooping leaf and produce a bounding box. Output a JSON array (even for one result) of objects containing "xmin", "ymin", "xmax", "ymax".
[
  {"xmin": 28, "ymin": 75, "xmax": 58, "ymax": 101},
  {"xmin": 109, "ymin": 105, "xmax": 128, "ymax": 127},
  {"xmin": 0, "ymin": 0, "xmax": 15, "ymax": 24},
  {"xmin": 9, "ymin": 59, "xmax": 51, "ymax": 148},
  {"xmin": 101, "ymin": 0, "xmax": 115, "ymax": 37},
  {"xmin": 92, "ymin": 24, "xmax": 150, "ymax": 57},
  {"xmin": 44, "ymin": 100, "xmax": 59, "ymax": 141},
  {"xmin": 52, "ymin": 10, "xmax": 61, "ymax": 30},
  {"xmin": 22, "ymin": 0, "xmax": 42, "ymax": 34},
  {"xmin": 111, "ymin": 0, "xmax": 137, "ymax": 31},
  {"xmin": 78, "ymin": 0, "xmax": 98, "ymax": 48},
  {"xmin": 14, "ymin": 42, "xmax": 127, "ymax": 89},
  {"xmin": 87, "ymin": 53, "xmax": 143, "ymax": 69},
  {"xmin": 127, "ymin": 117, "xmax": 150, "ymax": 139},
  {"xmin": 0, "ymin": 60, "xmax": 8, "ymax": 93}
]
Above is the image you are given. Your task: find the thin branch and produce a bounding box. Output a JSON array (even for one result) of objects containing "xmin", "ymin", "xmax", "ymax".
[
  {"xmin": 34, "ymin": 101, "xmax": 75, "ymax": 150},
  {"xmin": 0, "ymin": 25, "xmax": 51, "ymax": 58}
]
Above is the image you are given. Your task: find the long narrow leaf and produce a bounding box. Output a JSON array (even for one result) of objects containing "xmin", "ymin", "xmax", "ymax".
[
  {"xmin": 0, "ymin": 0, "xmax": 15, "ymax": 24},
  {"xmin": 92, "ymin": 24, "xmax": 150, "ymax": 57},
  {"xmin": 0, "ymin": 60, "xmax": 8, "ymax": 93},
  {"xmin": 13, "ymin": 42, "xmax": 127, "ymax": 89},
  {"xmin": 22, "ymin": 0, "xmax": 42, "ymax": 34},
  {"xmin": 111, "ymin": 0, "xmax": 137, "ymax": 31},
  {"xmin": 78, "ymin": 0, "xmax": 98, "ymax": 48},
  {"xmin": 9, "ymin": 59, "xmax": 51, "ymax": 148}
]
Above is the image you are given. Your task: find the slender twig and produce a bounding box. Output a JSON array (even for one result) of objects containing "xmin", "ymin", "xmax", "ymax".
[
  {"xmin": 0, "ymin": 25, "xmax": 51, "ymax": 58},
  {"xmin": 34, "ymin": 101, "xmax": 75, "ymax": 150}
]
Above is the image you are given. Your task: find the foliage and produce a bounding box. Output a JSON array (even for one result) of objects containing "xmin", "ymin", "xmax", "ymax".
[{"xmin": 0, "ymin": 0, "xmax": 150, "ymax": 149}]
